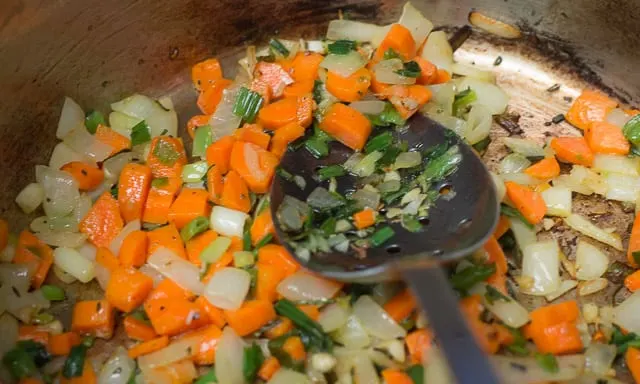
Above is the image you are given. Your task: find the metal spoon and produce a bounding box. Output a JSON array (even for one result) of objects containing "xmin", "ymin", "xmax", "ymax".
[{"xmin": 270, "ymin": 113, "xmax": 501, "ymax": 383}]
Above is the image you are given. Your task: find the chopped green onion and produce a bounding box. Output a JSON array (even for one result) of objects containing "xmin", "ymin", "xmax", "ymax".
[
  {"xmin": 85, "ymin": 110, "xmax": 105, "ymax": 134},
  {"xmin": 200, "ymin": 237, "xmax": 232, "ymax": 264},
  {"xmin": 269, "ymin": 38, "xmax": 290, "ymax": 57},
  {"xmin": 254, "ymin": 234, "xmax": 273, "ymax": 252},
  {"xmin": 16, "ymin": 340, "xmax": 51, "ymax": 367},
  {"xmin": 484, "ymin": 285, "xmax": 511, "ymax": 304},
  {"xmin": 81, "ymin": 336, "xmax": 95, "ymax": 348},
  {"xmin": 194, "ymin": 369, "xmax": 218, "ymax": 384},
  {"xmin": 321, "ymin": 217, "xmax": 337, "ymax": 236},
  {"xmin": 305, "ymin": 137, "xmax": 329, "ymax": 158},
  {"xmin": 452, "ymin": 88, "xmax": 477, "ymax": 117},
  {"xmin": 233, "ymin": 251, "xmax": 255, "ymax": 269},
  {"xmin": 110, "ymin": 184, "xmax": 119, "ymax": 199},
  {"xmin": 370, "ymin": 226, "xmax": 395, "ymax": 247},
  {"xmin": 243, "ymin": 226, "xmax": 252, "ymax": 252},
  {"xmin": 365, "ymin": 131, "xmax": 393, "ymax": 154},
  {"xmin": 193, "ymin": 125, "xmax": 213, "ymax": 158},
  {"xmin": 500, "ymin": 203, "xmax": 534, "ymax": 229},
  {"xmin": 2, "ymin": 346, "xmax": 38, "ymax": 379},
  {"xmin": 405, "ymin": 364, "xmax": 425, "ymax": 384},
  {"xmin": 633, "ymin": 251, "xmax": 640, "ymax": 266},
  {"xmin": 129, "ymin": 308, "xmax": 151, "ymax": 325},
  {"xmin": 32, "ymin": 312, "xmax": 55, "ymax": 325},
  {"xmin": 383, "ymin": 48, "xmax": 401, "ymax": 60},
  {"xmin": 153, "ymin": 138, "xmax": 181, "ymax": 166},
  {"xmin": 151, "ymin": 177, "xmax": 169, "ymax": 188},
  {"xmin": 181, "ymin": 161, "xmax": 209, "ymax": 183},
  {"xmin": 421, "ymin": 145, "xmax": 462, "ymax": 182},
  {"xmin": 312, "ymin": 80, "xmax": 324, "ymax": 105},
  {"xmin": 394, "ymin": 60, "xmax": 421, "ymax": 78},
  {"xmin": 62, "ymin": 345, "xmax": 87, "ymax": 378},
  {"xmin": 505, "ymin": 327, "xmax": 529, "ymax": 356},
  {"xmin": 472, "ymin": 136, "xmax": 492, "ymax": 152},
  {"xmin": 317, "ymin": 165, "xmax": 346, "ymax": 181},
  {"xmin": 450, "ymin": 263, "xmax": 497, "ymax": 292},
  {"xmin": 327, "ymin": 40, "xmax": 357, "ymax": 55},
  {"xmin": 276, "ymin": 167, "xmax": 295, "ymax": 182},
  {"xmin": 242, "ymin": 342, "xmax": 265, "ymax": 382},
  {"xmin": 41, "ymin": 285, "xmax": 65, "ymax": 301},
  {"xmin": 401, "ymin": 215, "xmax": 422, "ymax": 232},
  {"xmin": 534, "ymin": 353, "xmax": 559, "ymax": 373},
  {"xmin": 180, "ymin": 216, "xmax": 210, "ymax": 242},
  {"xmin": 378, "ymin": 145, "xmax": 403, "ymax": 168},
  {"xmin": 233, "ymin": 87, "xmax": 264, "ymax": 123},
  {"xmin": 623, "ymin": 114, "xmax": 640, "ymax": 152},
  {"xmin": 274, "ymin": 299, "xmax": 333, "ymax": 351},
  {"xmin": 130, "ymin": 120, "xmax": 151, "ymax": 146},
  {"xmin": 368, "ymin": 103, "xmax": 406, "ymax": 127}
]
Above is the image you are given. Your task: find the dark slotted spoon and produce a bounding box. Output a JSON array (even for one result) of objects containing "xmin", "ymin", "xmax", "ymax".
[{"xmin": 270, "ymin": 113, "xmax": 501, "ymax": 383}]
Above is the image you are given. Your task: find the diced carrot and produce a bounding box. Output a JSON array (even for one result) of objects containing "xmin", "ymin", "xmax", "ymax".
[
  {"xmin": 250, "ymin": 78, "xmax": 273, "ymax": 105},
  {"xmin": 206, "ymin": 165, "xmax": 224, "ymax": 205},
  {"xmin": 142, "ymin": 176, "xmax": 182, "ymax": 225},
  {"xmin": 296, "ymin": 95, "xmax": 314, "ymax": 129},
  {"xmin": 353, "ymin": 208, "xmax": 377, "ymax": 229},
  {"xmin": 220, "ymin": 170, "xmax": 252, "ymax": 213},
  {"xmin": 195, "ymin": 296, "xmax": 227, "ymax": 328},
  {"xmin": 460, "ymin": 295, "xmax": 503, "ymax": 354},
  {"xmin": 80, "ymin": 192, "xmax": 124, "ymax": 248},
  {"xmin": 13, "ymin": 230, "xmax": 53, "ymax": 289},
  {"xmin": 257, "ymin": 244, "xmax": 300, "ymax": 277},
  {"xmin": 628, "ymin": 214, "xmax": 640, "ymax": 266},
  {"xmin": 197, "ymin": 79, "xmax": 232, "ymax": 115},
  {"xmin": 257, "ymin": 356, "xmax": 281, "ymax": 381},
  {"xmin": 625, "ymin": 270, "xmax": 640, "ymax": 292},
  {"xmin": 59, "ymin": 360, "xmax": 96, "ymax": 384},
  {"xmin": 523, "ymin": 300, "xmax": 583, "ymax": 355},
  {"xmin": 119, "ymin": 230, "xmax": 148, "ymax": 268},
  {"xmin": 147, "ymin": 223, "xmax": 186, "ymax": 259},
  {"xmin": 186, "ymin": 230, "xmax": 218, "ymax": 266},
  {"xmin": 224, "ymin": 300, "xmax": 277, "ymax": 336},
  {"xmin": 230, "ymin": 140, "xmax": 280, "ymax": 194},
  {"xmin": 405, "ymin": 328, "xmax": 433, "ymax": 363},
  {"xmin": 504, "ymin": 182, "xmax": 547, "ymax": 225},
  {"xmin": 524, "ymin": 156, "xmax": 561, "ymax": 179},
  {"xmin": 283, "ymin": 79, "xmax": 315, "ymax": 98},
  {"xmin": 550, "ymin": 136, "xmax": 594, "ymax": 167},
  {"xmin": 585, "ymin": 121, "xmax": 630, "ymax": 155},
  {"xmin": 493, "ymin": 215, "xmax": 511, "ymax": 239},
  {"xmin": 205, "ymin": 136, "xmax": 236, "ymax": 175},
  {"xmin": 432, "ymin": 68, "xmax": 451, "ymax": 84},
  {"xmin": 290, "ymin": 52, "xmax": 324, "ymax": 81},
  {"xmin": 201, "ymin": 252, "xmax": 234, "ymax": 284},
  {"xmin": 386, "ymin": 84, "xmax": 432, "ymax": 119},
  {"xmin": 383, "ymin": 288, "xmax": 416, "ymax": 323},
  {"xmin": 381, "ymin": 369, "xmax": 414, "ymax": 384},
  {"xmin": 257, "ymin": 96, "xmax": 314, "ymax": 130},
  {"xmin": 123, "ymin": 316, "xmax": 158, "ymax": 341},
  {"xmin": 565, "ymin": 89, "xmax": 617, "ymax": 130},
  {"xmin": 0, "ymin": 218, "xmax": 7, "ymax": 253},
  {"xmin": 251, "ymin": 210, "xmax": 276, "ymax": 246},
  {"xmin": 484, "ymin": 236, "xmax": 508, "ymax": 292},
  {"xmin": 168, "ymin": 189, "xmax": 211, "ymax": 229},
  {"xmin": 60, "ymin": 161, "xmax": 104, "ymax": 191},
  {"xmin": 106, "ymin": 267, "xmax": 154, "ymax": 312},
  {"xmin": 254, "ymin": 62, "xmax": 294, "ymax": 98},
  {"xmin": 156, "ymin": 360, "xmax": 198, "ymax": 383},
  {"xmin": 270, "ymin": 121, "xmax": 305, "ymax": 158},
  {"xmin": 48, "ymin": 332, "xmax": 80, "ymax": 356},
  {"xmin": 95, "ymin": 124, "xmax": 131, "ymax": 156},
  {"xmin": 298, "ymin": 305, "xmax": 320, "ymax": 321},
  {"xmin": 95, "ymin": 246, "xmax": 120, "ymax": 272},
  {"xmin": 414, "ymin": 56, "xmax": 438, "ymax": 85},
  {"xmin": 189, "ymin": 324, "xmax": 223, "ymax": 365},
  {"xmin": 592, "ymin": 329, "xmax": 606, "ymax": 343},
  {"xmin": 320, "ymin": 103, "xmax": 372, "ymax": 151},
  {"xmin": 626, "ymin": 347, "xmax": 640, "ymax": 383},
  {"xmin": 128, "ymin": 335, "xmax": 169, "ymax": 359},
  {"xmin": 118, "ymin": 163, "xmax": 152, "ymax": 223},
  {"xmin": 326, "ymin": 68, "xmax": 371, "ymax": 102},
  {"xmin": 234, "ymin": 124, "xmax": 271, "ymax": 149},
  {"xmin": 265, "ymin": 317, "xmax": 293, "ymax": 339},
  {"xmin": 144, "ymin": 279, "xmax": 208, "ymax": 336},
  {"xmin": 187, "ymin": 114, "xmax": 211, "ymax": 139},
  {"xmin": 192, "ymin": 58, "xmax": 223, "ymax": 91},
  {"xmin": 370, "ymin": 65, "xmax": 391, "ymax": 95},
  {"xmin": 626, "ymin": 109, "xmax": 640, "ymax": 117},
  {"xmin": 374, "ymin": 24, "xmax": 416, "ymax": 61},
  {"xmin": 71, "ymin": 300, "xmax": 115, "ymax": 339},
  {"xmin": 282, "ymin": 336, "xmax": 306, "ymax": 361},
  {"xmin": 147, "ymin": 136, "xmax": 188, "ymax": 178},
  {"xmin": 18, "ymin": 325, "xmax": 49, "ymax": 347}
]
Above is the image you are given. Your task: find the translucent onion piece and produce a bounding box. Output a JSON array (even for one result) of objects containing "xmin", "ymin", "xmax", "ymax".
[
  {"xmin": 321, "ymin": 51, "xmax": 367, "ymax": 78},
  {"xmin": 421, "ymin": 31, "xmax": 453, "ymax": 73},
  {"xmin": 521, "ymin": 240, "xmax": 560, "ymax": 296},
  {"xmin": 64, "ymin": 127, "xmax": 113, "ymax": 162},
  {"xmin": 98, "ymin": 347, "xmax": 136, "ymax": 384},
  {"xmin": 74, "ymin": 193, "xmax": 92, "ymax": 224},
  {"xmin": 352, "ymin": 355, "xmax": 380, "ymax": 384},
  {"xmin": 147, "ymin": 247, "xmax": 205, "ymax": 295},
  {"xmin": 53, "ymin": 265, "xmax": 77, "ymax": 284},
  {"xmin": 204, "ymin": 267, "xmax": 250, "ymax": 310},
  {"xmin": 103, "ymin": 152, "xmax": 139, "ymax": 180},
  {"xmin": 502, "ymin": 137, "xmax": 546, "ymax": 157},
  {"xmin": 575, "ymin": 241, "xmax": 609, "ymax": 281},
  {"xmin": 470, "ymin": 283, "xmax": 529, "ymax": 328},
  {"xmin": 0, "ymin": 264, "xmax": 31, "ymax": 293},
  {"xmin": 592, "ymin": 154, "xmax": 639, "ymax": 176},
  {"xmin": 349, "ymin": 100, "xmax": 386, "ymax": 115},
  {"xmin": 53, "ymin": 247, "xmax": 95, "ymax": 283},
  {"xmin": 541, "ymin": 186, "xmax": 572, "ymax": 217},
  {"xmin": 35, "ymin": 231, "xmax": 87, "ymax": 248},
  {"xmin": 613, "ymin": 291, "xmax": 640, "ymax": 334},
  {"xmin": 352, "ymin": 295, "xmax": 406, "ymax": 340},
  {"xmin": 373, "ymin": 59, "xmax": 416, "ymax": 85},
  {"xmin": 606, "ymin": 108, "xmax": 632, "ymax": 127},
  {"xmin": 492, "ymin": 355, "xmax": 584, "ymax": 383},
  {"xmin": 603, "ymin": 173, "xmax": 640, "ymax": 203},
  {"xmin": 277, "ymin": 271, "xmax": 342, "ymax": 302},
  {"xmin": 138, "ymin": 335, "xmax": 201, "ymax": 372},
  {"xmin": 564, "ymin": 214, "xmax": 623, "ymax": 251},
  {"xmin": 215, "ymin": 327, "xmax": 246, "ymax": 384},
  {"xmin": 499, "ymin": 153, "xmax": 532, "ymax": 174},
  {"xmin": 36, "ymin": 165, "xmax": 80, "ymax": 218},
  {"xmin": 210, "ymin": 206, "xmax": 249, "ymax": 238},
  {"xmin": 465, "ymin": 104, "xmax": 493, "ymax": 144},
  {"xmin": 94, "ymin": 263, "xmax": 111, "ymax": 291},
  {"xmin": 468, "ymin": 12, "xmax": 522, "ymax": 39},
  {"xmin": 578, "ymin": 278, "xmax": 608, "ymax": 296},
  {"xmin": 111, "ymin": 94, "xmax": 159, "ymax": 120},
  {"xmin": 423, "ymin": 346, "xmax": 455, "ymax": 384},
  {"xmin": 57, "ymin": 97, "xmax": 85, "ymax": 139},
  {"xmin": 456, "ymin": 77, "xmax": 509, "ymax": 115},
  {"xmin": 209, "ymin": 87, "xmax": 242, "ymax": 141},
  {"xmin": 451, "ymin": 62, "xmax": 495, "ymax": 83},
  {"xmin": 318, "ymin": 303, "xmax": 350, "ymax": 332},
  {"xmin": 267, "ymin": 368, "xmax": 312, "ymax": 384},
  {"xmin": 109, "ymin": 219, "xmax": 141, "ymax": 256},
  {"xmin": 509, "ymin": 218, "xmax": 536, "ymax": 249},
  {"xmin": 333, "ymin": 315, "xmax": 371, "ymax": 349},
  {"xmin": 0, "ymin": 313, "xmax": 19, "ymax": 364},
  {"xmin": 139, "ymin": 264, "xmax": 165, "ymax": 287},
  {"xmin": 490, "ymin": 172, "xmax": 506, "ymax": 201},
  {"xmin": 49, "ymin": 142, "xmax": 90, "ymax": 170},
  {"xmin": 393, "ymin": 151, "xmax": 422, "ymax": 169},
  {"xmin": 500, "ymin": 172, "xmax": 543, "ymax": 186},
  {"xmin": 15, "ymin": 183, "xmax": 44, "ymax": 214},
  {"xmin": 584, "ymin": 343, "xmax": 616, "ymax": 376},
  {"xmin": 326, "ymin": 20, "xmax": 390, "ymax": 47},
  {"xmin": 398, "ymin": 2, "xmax": 433, "ymax": 47},
  {"xmin": 108, "ymin": 111, "xmax": 142, "ymax": 138}
]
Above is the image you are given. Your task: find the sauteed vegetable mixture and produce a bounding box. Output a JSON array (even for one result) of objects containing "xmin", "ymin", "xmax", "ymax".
[{"xmin": 2, "ymin": 2, "xmax": 640, "ymax": 383}]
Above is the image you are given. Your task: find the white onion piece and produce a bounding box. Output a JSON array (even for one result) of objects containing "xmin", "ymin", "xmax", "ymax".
[
  {"xmin": 564, "ymin": 214, "xmax": 623, "ymax": 251},
  {"xmin": 57, "ymin": 97, "xmax": 85, "ymax": 139},
  {"xmin": 349, "ymin": 100, "xmax": 386, "ymax": 115},
  {"xmin": 465, "ymin": 104, "xmax": 493, "ymax": 144},
  {"xmin": 318, "ymin": 303, "xmax": 350, "ymax": 332},
  {"xmin": 210, "ymin": 206, "xmax": 249, "ymax": 238},
  {"xmin": 139, "ymin": 264, "xmax": 165, "ymax": 287},
  {"xmin": 94, "ymin": 263, "xmax": 111, "ymax": 291},
  {"xmin": 0, "ymin": 264, "xmax": 31, "ymax": 294},
  {"xmin": 53, "ymin": 247, "xmax": 95, "ymax": 283},
  {"xmin": 326, "ymin": 20, "xmax": 390, "ymax": 47},
  {"xmin": 76, "ymin": 241, "xmax": 97, "ymax": 261},
  {"xmin": 353, "ymin": 295, "xmax": 406, "ymax": 340},
  {"xmin": 421, "ymin": 31, "xmax": 453, "ymax": 73},
  {"xmin": 613, "ymin": 291, "xmax": 640, "ymax": 334},
  {"xmin": 1, "ymin": 242, "xmax": 15, "ymax": 262},
  {"xmin": 306, "ymin": 40, "xmax": 326, "ymax": 54},
  {"xmin": 544, "ymin": 280, "xmax": 578, "ymax": 302},
  {"xmin": 502, "ymin": 137, "xmax": 546, "ymax": 157},
  {"xmin": 575, "ymin": 241, "xmax": 609, "ymax": 281},
  {"xmin": 492, "ymin": 355, "xmax": 584, "ymax": 383},
  {"xmin": 470, "ymin": 283, "xmax": 529, "ymax": 328},
  {"xmin": 578, "ymin": 278, "xmax": 608, "ymax": 296},
  {"xmin": 74, "ymin": 193, "xmax": 92, "ymax": 224},
  {"xmin": 2, "ymin": 285, "xmax": 50, "ymax": 323},
  {"xmin": 468, "ymin": 12, "xmax": 522, "ymax": 39},
  {"xmin": 109, "ymin": 111, "xmax": 142, "ymax": 138},
  {"xmin": 98, "ymin": 347, "xmax": 136, "ymax": 384},
  {"xmin": 138, "ymin": 335, "xmax": 201, "ymax": 372},
  {"xmin": 352, "ymin": 355, "xmax": 380, "ymax": 384},
  {"xmin": 157, "ymin": 96, "xmax": 175, "ymax": 111},
  {"xmin": 111, "ymin": 94, "xmax": 158, "ymax": 120},
  {"xmin": 15, "ymin": 183, "xmax": 44, "ymax": 214},
  {"xmin": 451, "ymin": 62, "xmax": 495, "ymax": 83},
  {"xmin": 592, "ymin": 154, "xmax": 639, "ymax": 176},
  {"xmin": 426, "ymin": 83, "xmax": 456, "ymax": 115},
  {"xmin": 0, "ymin": 313, "xmax": 18, "ymax": 364},
  {"xmin": 372, "ymin": 59, "xmax": 416, "ymax": 85},
  {"xmin": 109, "ymin": 219, "xmax": 141, "ymax": 256},
  {"xmin": 147, "ymin": 247, "xmax": 204, "ymax": 295},
  {"xmin": 584, "ymin": 343, "xmax": 616, "ymax": 376},
  {"xmin": 267, "ymin": 368, "xmax": 312, "ymax": 384},
  {"xmin": 210, "ymin": 88, "xmax": 243, "ymax": 141},
  {"xmin": 215, "ymin": 327, "xmax": 246, "ymax": 384},
  {"xmin": 53, "ymin": 265, "xmax": 77, "ymax": 284},
  {"xmin": 35, "ymin": 231, "xmax": 87, "ymax": 248},
  {"xmin": 36, "ymin": 165, "xmax": 80, "ymax": 218},
  {"xmin": 277, "ymin": 271, "xmax": 342, "ymax": 301},
  {"xmin": 64, "ymin": 127, "xmax": 113, "ymax": 162},
  {"xmin": 541, "ymin": 186, "xmax": 572, "ymax": 217},
  {"xmin": 606, "ymin": 108, "xmax": 632, "ymax": 127},
  {"xmin": 500, "ymin": 172, "xmax": 543, "ymax": 186},
  {"xmin": 603, "ymin": 173, "xmax": 640, "ymax": 203},
  {"xmin": 423, "ymin": 346, "xmax": 455, "ymax": 384},
  {"xmin": 490, "ymin": 172, "xmax": 506, "ymax": 201},
  {"xmin": 456, "ymin": 77, "xmax": 509, "ymax": 115},
  {"xmin": 398, "ymin": 2, "xmax": 433, "ymax": 47},
  {"xmin": 204, "ymin": 267, "xmax": 250, "ymax": 310},
  {"xmin": 49, "ymin": 142, "xmax": 90, "ymax": 170},
  {"xmin": 103, "ymin": 152, "xmax": 139, "ymax": 180},
  {"xmin": 321, "ymin": 51, "xmax": 367, "ymax": 78},
  {"xmin": 146, "ymin": 108, "xmax": 178, "ymax": 138},
  {"xmin": 333, "ymin": 315, "xmax": 370, "ymax": 349},
  {"xmin": 521, "ymin": 240, "xmax": 560, "ymax": 296},
  {"xmin": 509, "ymin": 218, "xmax": 536, "ymax": 249}
]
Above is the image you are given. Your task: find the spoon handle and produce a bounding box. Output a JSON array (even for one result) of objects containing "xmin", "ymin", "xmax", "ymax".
[{"xmin": 402, "ymin": 266, "xmax": 501, "ymax": 384}]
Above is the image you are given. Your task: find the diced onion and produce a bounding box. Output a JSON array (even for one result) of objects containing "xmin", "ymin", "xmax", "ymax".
[
  {"xmin": 544, "ymin": 279, "xmax": 578, "ymax": 302},
  {"xmin": 306, "ymin": 40, "xmax": 326, "ymax": 54},
  {"xmin": 109, "ymin": 111, "xmax": 142, "ymax": 138},
  {"xmin": 63, "ymin": 127, "xmax": 113, "ymax": 162},
  {"xmin": 492, "ymin": 355, "xmax": 584, "ymax": 383},
  {"xmin": 267, "ymin": 368, "xmax": 312, "ymax": 384},
  {"xmin": 426, "ymin": 83, "xmax": 456, "ymax": 116},
  {"xmin": 421, "ymin": 31, "xmax": 453, "ymax": 73},
  {"xmin": 372, "ymin": 59, "xmax": 416, "ymax": 85},
  {"xmin": 49, "ymin": 142, "xmax": 90, "ymax": 170},
  {"xmin": 109, "ymin": 219, "xmax": 141, "ymax": 256},
  {"xmin": 94, "ymin": 263, "xmax": 111, "ymax": 291},
  {"xmin": 456, "ymin": 77, "xmax": 509, "ymax": 115},
  {"xmin": 509, "ymin": 218, "xmax": 536, "ymax": 249},
  {"xmin": 603, "ymin": 173, "xmax": 640, "ymax": 203},
  {"xmin": 111, "ymin": 94, "xmax": 177, "ymax": 137},
  {"xmin": 451, "ymin": 63, "xmax": 495, "ymax": 83},
  {"xmin": 215, "ymin": 327, "xmax": 246, "ymax": 384},
  {"xmin": 15, "ymin": 183, "xmax": 44, "ymax": 214},
  {"xmin": 423, "ymin": 346, "xmax": 455, "ymax": 384},
  {"xmin": 35, "ymin": 231, "xmax": 87, "ymax": 248},
  {"xmin": 53, "ymin": 247, "xmax": 95, "ymax": 283},
  {"xmin": 465, "ymin": 104, "xmax": 493, "ymax": 144},
  {"xmin": 352, "ymin": 151, "xmax": 383, "ymax": 177},
  {"xmin": 138, "ymin": 335, "xmax": 201, "ymax": 372},
  {"xmin": 499, "ymin": 153, "xmax": 531, "ymax": 174},
  {"xmin": 521, "ymin": 240, "xmax": 560, "ymax": 296},
  {"xmin": 0, "ymin": 313, "xmax": 19, "ymax": 364},
  {"xmin": 320, "ymin": 51, "xmax": 367, "ymax": 78},
  {"xmin": 277, "ymin": 271, "xmax": 342, "ymax": 302},
  {"xmin": 393, "ymin": 152, "xmax": 422, "ymax": 169},
  {"xmin": 210, "ymin": 206, "xmax": 249, "ymax": 238},
  {"xmin": 500, "ymin": 172, "xmax": 543, "ymax": 186},
  {"xmin": 470, "ymin": 283, "xmax": 529, "ymax": 328},
  {"xmin": 204, "ymin": 267, "xmax": 250, "ymax": 310},
  {"xmin": 333, "ymin": 315, "xmax": 371, "ymax": 349},
  {"xmin": 541, "ymin": 186, "xmax": 572, "ymax": 217},
  {"xmin": 584, "ymin": 343, "xmax": 616, "ymax": 376},
  {"xmin": 613, "ymin": 291, "xmax": 640, "ymax": 334},
  {"xmin": 74, "ymin": 194, "xmax": 92, "ymax": 224},
  {"xmin": 147, "ymin": 247, "xmax": 205, "ymax": 295},
  {"xmin": 490, "ymin": 172, "xmax": 506, "ymax": 201},
  {"xmin": 592, "ymin": 154, "xmax": 639, "ymax": 176},
  {"xmin": 564, "ymin": 214, "xmax": 623, "ymax": 251},
  {"xmin": 103, "ymin": 152, "xmax": 139, "ymax": 180},
  {"xmin": 578, "ymin": 278, "xmax": 608, "ymax": 296},
  {"xmin": 349, "ymin": 100, "xmax": 386, "ymax": 115},
  {"xmin": 502, "ymin": 137, "xmax": 546, "ymax": 158},
  {"xmin": 318, "ymin": 303, "xmax": 350, "ymax": 332},
  {"xmin": 352, "ymin": 355, "xmax": 380, "ymax": 384},
  {"xmin": 606, "ymin": 108, "xmax": 632, "ymax": 127},
  {"xmin": 209, "ymin": 87, "xmax": 243, "ymax": 141},
  {"xmin": 398, "ymin": 2, "xmax": 433, "ymax": 47},
  {"xmin": 53, "ymin": 265, "xmax": 77, "ymax": 284},
  {"xmin": 36, "ymin": 165, "xmax": 80, "ymax": 218},
  {"xmin": 326, "ymin": 20, "xmax": 390, "ymax": 47},
  {"xmin": 352, "ymin": 187, "xmax": 381, "ymax": 210},
  {"xmin": 139, "ymin": 264, "xmax": 165, "ymax": 287},
  {"xmin": 353, "ymin": 295, "xmax": 406, "ymax": 340},
  {"xmin": 575, "ymin": 241, "xmax": 609, "ymax": 281},
  {"xmin": 98, "ymin": 347, "xmax": 136, "ymax": 384},
  {"xmin": 57, "ymin": 97, "xmax": 85, "ymax": 139},
  {"xmin": 468, "ymin": 11, "xmax": 522, "ymax": 39}
]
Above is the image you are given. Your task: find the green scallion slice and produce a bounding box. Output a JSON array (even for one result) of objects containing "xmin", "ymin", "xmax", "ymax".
[{"xmin": 180, "ymin": 216, "xmax": 210, "ymax": 242}]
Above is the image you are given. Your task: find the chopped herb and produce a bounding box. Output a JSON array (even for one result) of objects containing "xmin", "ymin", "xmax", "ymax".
[
  {"xmin": 2, "ymin": 346, "xmax": 38, "ymax": 379},
  {"xmin": 365, "ymin": 131, "xmax": 394, "ymax": 154},
  {"xmin": 194, "ymin": 369, "xmax": 218, "ymax": 383},
  {"xmin": 401, "ymin": 215, "xmax": 422, "ymax": 232},
  {"xmin": 232, "ymin": 87, "xmax": 264, "ymax": 123},
  {"xmin": 368, "ymin": 103, "xmax": 406, "ymax": 127},
  {"xmin": 395, "ymin": 60, "xmax": 422, "ymax": 78},
  {"xmin": 276, "ymin": 166, "xmax": 295, "ymax": 182},
  {"xmin": 305, "ymin": 125, "xmax": 332, "ymax": 158},
  {"xmin": 405, "ymin": 364, "xmax": 425, "ymax": 384},
  {"xmin": 130, "ymin": 120, "xmax": 151, "ymax": 146},
  {"xmin": 546, "ymin": 83, "xmax": 561, "ymax": 92},
  {"xmin": 327, "ymin": 40, "xmax": 357, "ymax": 55},
  {"xmin": 85, "ymin": 110, "xmax": 105, "ymax": 134},
  {"xmin": 180, "ymin": 216, "xmax": 210, "ymax": 242},
  {"xmin": 370, "ymin": 226, "xmax": 395, "ymax": 247},
  {"xmin": 151, "ymin": 177, "xmax": 169, "ymax": 188},
  {"xmin": 383, "ymin": 48, "xmax": 401, "ymax": 60},
  {"xmin": 62, "ymin": 345, "xmax": 87, "ymax": 378},
  {"xmin": 317, "ymin": 165, "xmax": 346, "ymax": 181},
  {"xmin": 551, "ymin": 114, "xmax": 565, "ymax": 124},
  {"xmin": 242, "ymin": 343, "xmax": 265, "ymax": 382},
  {"xmin": 452, "ymin": 88, "xmax": 477, "ymax": 117},
  {"xmin": 274, "ymin": 299, "xmax": 333, "ymax": 351},
  {"xmin": 535, "ymin": 353, "xmax": 559, "ymax": 373},
  {"xmin": 500, "ymin": 203, "xmax": 534, "ymax": 229},
  {"xmin": 254, "ymin": 234, "xmax": 273, "ymax": 252},
  {"xmin": 505, "ymin": 327, "xmax": 529, "ymax": 356},
  {"xmin": 420, "ymin": 145, "xmax": 462, "ymax": 183},
  {"xmin": 493, "ymin": 56, "xmax": 503, "ymax": 66},
  {"xmin": 152, "ymin": 138, "xmax": 181, "ymax": 166},
  {"xmin": 378, "ymin": 145, "xmax": 403, "ymax": 169},
  {"xmin": 41, "ymin": 284, "xmax": 65, "ymax": 301},
  {"xmin": 623, "ymin": 115, "xmax": 640, "ymax": 153},
  {"xmin": 450, "ymin": 263, "xmax": 497, "ymax": 292},
  {"xmin": 320, "ymin": 217, "xmax": 337, "ymax": 236},
  {"xmin": 484, "ymin": 285, "xmax": 511, "ymax": 304},
  {"xmin": 269, "ymin": 38, "xmax": 290, "ymax": 57},
  {"xmin": 610, "ymin": 325, "xmax": 640, "ymax": 355},
  {"xmin": 243, "ymin": 225, "xmax": 252, "ymax": 252}
]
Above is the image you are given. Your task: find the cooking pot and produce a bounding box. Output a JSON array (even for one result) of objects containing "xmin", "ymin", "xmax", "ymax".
[{"xmin": 1, "ymin": 0, "xmax": 639, "ymax": 380}]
